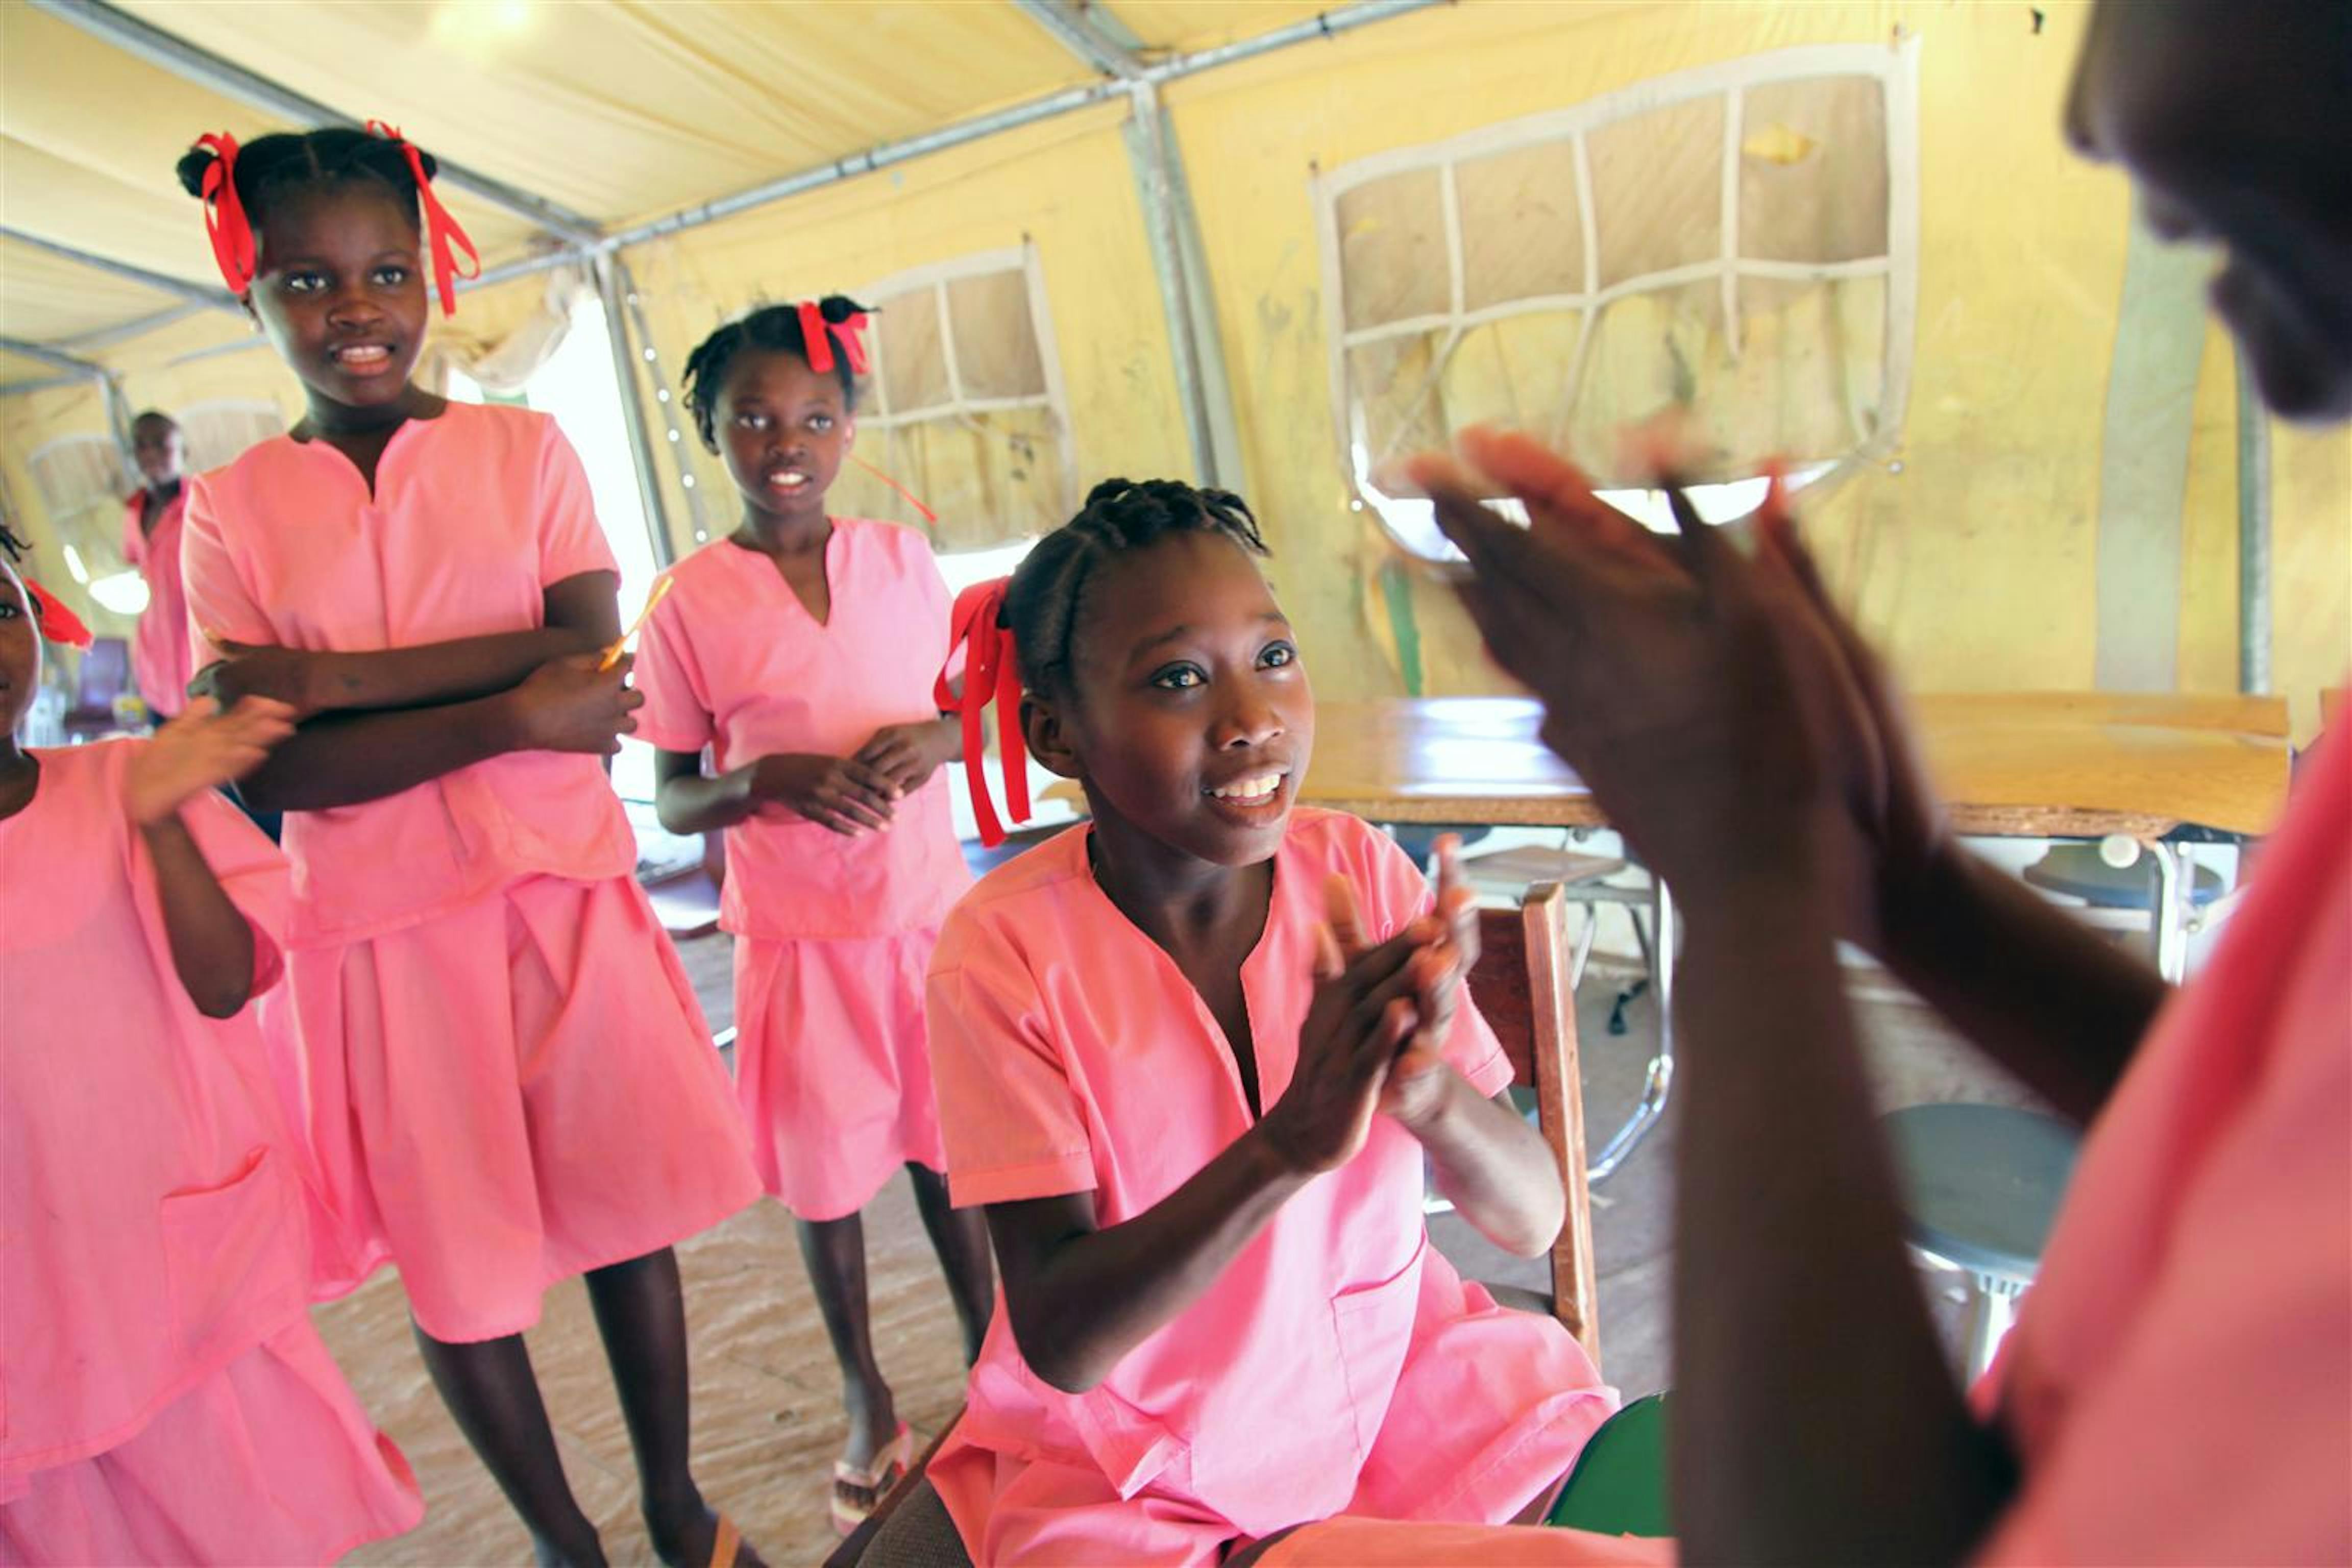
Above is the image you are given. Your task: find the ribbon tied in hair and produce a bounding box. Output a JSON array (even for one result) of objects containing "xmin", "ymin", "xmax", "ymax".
[
  {"xmin": 796, "ymin": 301, "xmax": 872, "ymax": 378},
  {"xmin": 935, "ymin": 578, "xmax": 1031, "ymax": 848},
  {"xmin": 23, "ymin": 579, "xmax": 94, "ymax": 650},
  {"xmin": 195, "ymin": 131, "xmax": 257, "ymax": 296},
  {"xmin": 366, "ymin": 121, "xmax": 480, "ymax": 317}
]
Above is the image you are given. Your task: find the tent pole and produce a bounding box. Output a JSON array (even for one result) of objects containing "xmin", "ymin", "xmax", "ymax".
[
  {"xmin": 2235, "ymin": 346, "xmax": 2272, "ymax": 696},
  {"xmin": 1123, "ymin": 82, "xmax": 1244, "ymax": 487},
  {"xmin": 592, "ymin": 255, "xmax": 678, "ymax": 569},
  {"xmin": 30, "ymin": 0, "xmax": 603, "ymax": 245},
  {"xmin": 2, "ymin": 227, "xmax": 240, "ymax": 312}
]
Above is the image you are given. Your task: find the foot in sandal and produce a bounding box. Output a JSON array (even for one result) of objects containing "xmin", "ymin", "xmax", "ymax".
[
  {"xmin": 650, "ymin": 1502, "xmax": 766, "ymax": 1568},
  {"xmin": 831, "ymin": 1422, "xmax": 914, "ymax": 1536}
]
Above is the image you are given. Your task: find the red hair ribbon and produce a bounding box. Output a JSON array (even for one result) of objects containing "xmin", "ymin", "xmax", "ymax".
[
  {"xmin": 195, "ymin": 131, "xmax": 257, "ymax": 296},
  {"xmin": 797, "ymin": 301, "xmax": 873, "ymax": 377},
  {"xmin": 850, "ymin": 454, "xmax": 938, "ymax": 534},
  {"xmin": 23, "ymin": 579, "xmax": 94, "ymax": 650},
  {"xmin": 935, "ymin": 578, "xmax": 1032, "ymax": 848},
  {"xmin": 366, "ymin": 121, "xmax": 479, "ymax": 317}
]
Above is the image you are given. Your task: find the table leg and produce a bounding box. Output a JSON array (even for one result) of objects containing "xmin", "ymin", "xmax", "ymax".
[
  {"xmin": 1589, "ymin": 877, "xmax": 1677, "ymax": 1183},
  {"xmin": 2147, "ymin": 840, "xmax": 2188, "ymax": 984}
]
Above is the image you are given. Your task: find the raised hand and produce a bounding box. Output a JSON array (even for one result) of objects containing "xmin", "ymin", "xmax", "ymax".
[
  {"xmin": 749, "ymin": 753, "xmax": 900, "ymax": 836},
  {"xmin": 506, "ymin": 651, "xmax": 643, "ymax": 755},
  {"xmin": 1410, "ymin": 430, "xmax": 1873, "ymax": 908},
  {"xmin": 124, "ymin": 696, "xmax": 297, "ymax": 827},
  {"xmin": 1259, "ymin": 882, "xmax": 1429, "ymax": 1175}
]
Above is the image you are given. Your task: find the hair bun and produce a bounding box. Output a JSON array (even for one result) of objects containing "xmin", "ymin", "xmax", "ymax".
[
  {"xmin": 818, "ymin": 294, "xmax": 875, "ymax": 323},
  {"xmin": 174, "ymin": 143, "xmax": 221, "ymax": 200},
  {"xmin": 1084, "ymin": 477, "xmax": 1140, "ymax": 508}
]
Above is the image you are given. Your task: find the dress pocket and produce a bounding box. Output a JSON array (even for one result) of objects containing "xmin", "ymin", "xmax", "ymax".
[
  {"xmin": 1331, "ymin": 1231, "xmax": 1430, "ymax": 1463},
  {"xmin": 161, "ymin": 1145, "xmax": 304, "ymax": 1367}
]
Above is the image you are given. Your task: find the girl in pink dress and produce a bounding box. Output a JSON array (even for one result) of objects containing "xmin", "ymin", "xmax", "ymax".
[
  {"xmin": 635, "ymin": 298, "xmax": 993, "ymax": 1535},
  {"xmin": 121, "ymin": 409, "xmax": 192, "ymax": 722},
  {"xmin": 921, "ymin": 479, "xmax": 1616, "ymax": 1565},
  {"xmin": 0, "ymin": 532, "xmax": 422, "ymax": 1565},
  {"xmin": 170, "ymin": 125, "xmax": 763, "ymax": 1568}
]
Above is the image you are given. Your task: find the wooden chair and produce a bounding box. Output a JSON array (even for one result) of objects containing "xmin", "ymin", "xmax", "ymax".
[
  {"xmin": 827, "ymin": 882, "xmax": 1605, "ymax": 1566},
  {"xmin": 1467, "ymin": 881, "xmax": 1603, "ymax": 1367}
]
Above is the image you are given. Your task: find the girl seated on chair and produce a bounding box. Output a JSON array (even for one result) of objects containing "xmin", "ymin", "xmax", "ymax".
[{"xmin": 921, "ymin": 478, "xmax": 1617, "ymax": 1566}]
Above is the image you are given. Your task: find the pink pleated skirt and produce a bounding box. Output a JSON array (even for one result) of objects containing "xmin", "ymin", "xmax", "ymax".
[
  {"xmin": 0, "ymin": 1319, "xmax": 423, "ymax": 1566},
  {"xmin": 733, "ymin": 927, "xmax": 948, "ymax": 1221},
  {"xmin": 282, "ymin": 873, "xmax": 762, "ymax": 1342}
]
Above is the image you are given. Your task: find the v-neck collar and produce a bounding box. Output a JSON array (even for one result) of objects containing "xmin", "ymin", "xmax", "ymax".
[
  {"xmin": 1075, "ymin": 823, "xmax": 1289, "ymax": 1122},
  {"xmin": 290, "ymin": 406, "xmax": 442, "ymax": 502},
  {"xmin": 727, "ymin": 520, "xmax": 837, "ymax": 629}
]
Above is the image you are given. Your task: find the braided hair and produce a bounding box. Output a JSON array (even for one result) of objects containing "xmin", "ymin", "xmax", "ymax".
[
  {"xmin": 679, "ymin": 297, "xmax": 868, "ymax": 451},
  {"xmin": 1003, "ymin": 478, "xmax": 1268, "ymax": 699},
  {"xmin": 174, "ymin": 128, "xmax": 436, "ymax": 234}
]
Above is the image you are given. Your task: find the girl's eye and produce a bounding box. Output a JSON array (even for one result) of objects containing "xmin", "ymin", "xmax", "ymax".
[
  {"xmin": 809, "ymin": 414, "xmax": 834, "ymax": 432},
  {"xmin": 282, "ymin": 272, "xmax": 326, "ymax": 295},
  {"xmin": 0, "ymin": 602, "xmax": 19, "ymax": 622},
  {"xmin": 733, "ymin": 412, "xmax": 769, "ymax": 430},
  {"xmin": 1151, "ymin": 665, "xmax": 1205, "ymax": 691},
  {"xmin": 1260, "ymin": 642, "xmax": 1297, "ymax": 669},
  {"xmin": 371, "ymin": 265, "xmax": 410, "ymax": 287}
]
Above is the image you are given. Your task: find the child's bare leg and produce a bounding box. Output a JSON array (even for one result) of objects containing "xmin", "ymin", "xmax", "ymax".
[
  {"xmin": 796, "ymin": 1211, "xmax": 897, "ymax": 1471},
  {"xmin": 585, "ymin": 1248, "xmax": 763, "ymax": 1567},
  {"xmin": 412, "ymin": 1321, "xmax": 605, "ymax": 1567},
  {"xmin": 908, "ymin": 1162, "xmax": 994, "ymax": 1363}
]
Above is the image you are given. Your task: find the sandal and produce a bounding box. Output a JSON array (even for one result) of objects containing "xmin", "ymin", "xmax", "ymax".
[
  {"xmin": 829, "ymin": 1422, "xmax": 914, "ymax": 1537},
  {"xmin": 707, "ymin": 1513, "xmax": 742, "ymax": 1568}
]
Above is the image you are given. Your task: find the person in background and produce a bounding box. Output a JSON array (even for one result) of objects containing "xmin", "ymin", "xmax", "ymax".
[
  {"xmin": 638, "ymin": 298, "xmax": 994, "ymax": 1536},
  {"xmin": 121, "ymin": 410, "xmax": 192, "ymax": 725}
]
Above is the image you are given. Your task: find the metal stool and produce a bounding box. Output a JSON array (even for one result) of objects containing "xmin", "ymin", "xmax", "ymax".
[
  {"xmin": 1882, "ymin": 1102, "xmax": 2081, "ymax": 1381},
  {"xmin": 2023, "ymin": 840, "xmax": 2228, "ymax": 983}
]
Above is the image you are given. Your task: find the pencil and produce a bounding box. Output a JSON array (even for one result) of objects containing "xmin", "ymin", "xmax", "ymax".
[{"xmin": 600, "ymin": 574, "xmax": 674, "ymax": 671}]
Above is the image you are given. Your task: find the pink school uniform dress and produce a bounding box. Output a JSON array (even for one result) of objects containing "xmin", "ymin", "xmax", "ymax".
[
  {"xmin": 178, "ymin": 401, "xmax": 760, "ymax": 1342},
  {"xmin": 121, "ymin": 486, "xmax": 191, "ymax": 719},
  {"xmin": 1, "ymin": 741, "xmax": 422, "ymax": 1566},
  {"xmin": 924, "ymin": 808, "xmax": 1616, "ymax": 1565},
  {"xmin": 1972, "ymin": 716, "xmax": 2351, "ymax": 1562},
  {"xmin": 634, "ymin": 521, "xmax": 971, "ymax": 1220}
]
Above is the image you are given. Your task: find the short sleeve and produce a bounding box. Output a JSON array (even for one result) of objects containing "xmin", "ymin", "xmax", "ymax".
[
  {"xmin": 632, "ymin": 586, "xmax": 715, "ymax": 754},
  {"xmin": 179, "ymin": 474, "xmax": 276, "ymax": 675},
  {"xmin": 535, "ymin": 419, "xmax": 619, "ymax": 586},
  {"xmin": 1348, "ymin": 819, "xmax": 1514, "ymax": 1098},
  {"xmin": 926, "ymin": 915, "xmax": 1096, "ymax": 1208}
]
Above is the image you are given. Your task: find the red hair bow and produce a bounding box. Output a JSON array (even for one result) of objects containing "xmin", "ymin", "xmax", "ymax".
[
  {"xmin": 23, "ymin": 578, "xmax": 94, "ymax": 650},
  {"xmin": 195, "ymin": 131, "xmax": 257, "ymax": 296},
  {"xmin": 936, "ymin": 578, "xmax": 1032, "ymax": 848},
  {"xmin": 797, "ymin": 301, "xmax": 872, "ymax": 377},
  {"xmin": 367, "ymin": 121, "xmax": 479, "ymax": 317}
]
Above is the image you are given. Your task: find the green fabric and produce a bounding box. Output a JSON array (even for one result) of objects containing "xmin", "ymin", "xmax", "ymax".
[{"xmin": 1547, "ymin": 1393, "xmax": 1672, "ymax": 1537}]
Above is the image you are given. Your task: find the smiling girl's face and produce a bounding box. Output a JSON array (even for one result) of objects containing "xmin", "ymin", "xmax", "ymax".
[
  {"xmin": 1029, "ymin": 529, "xmax": 1314, "ymax": 870},
  {"xmin": 247, "ymin": 181, "xmax": 429, "ymax": 419}
]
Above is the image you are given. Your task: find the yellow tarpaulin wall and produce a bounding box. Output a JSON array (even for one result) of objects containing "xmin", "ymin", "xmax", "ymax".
[{"xmin": 8, "ymin": 1, "xmax": 2345, "ymax": 738}]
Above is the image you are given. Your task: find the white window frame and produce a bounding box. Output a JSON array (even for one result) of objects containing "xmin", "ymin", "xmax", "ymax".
[
  {"xmin": 1313, "ymin": 40, "xmax": 1921, "ymax": 524},
  {"xmin": 858, "ymin": 243, "xmax": 1076, "ymax": 480}
]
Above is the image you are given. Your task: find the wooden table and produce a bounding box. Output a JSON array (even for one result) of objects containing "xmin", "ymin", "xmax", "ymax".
[
  {"xmin": 1301, "ymin": 693, "xmax": 2293, "ymax": 842},
  {"xmin": 1048, "ymin": 693, "xmax": 2293, "ymax": 1178}
]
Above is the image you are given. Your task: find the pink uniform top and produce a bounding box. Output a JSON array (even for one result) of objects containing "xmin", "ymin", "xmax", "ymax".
[
  {"xmin": 1976, "ymin": 720, "xmax": 2352, "ymax": 1563},
  {"xmin": 121, "ymin": 486, "xmax": 191, "ymax": 717},
  {"xmin": 1, "ymin": 741, "xmax": 312, "ymax": 1482},
  {"xmin": 633, "ymin": 521, "xmax": 969, "ymax": 941},
  {"xmin": 927, "ymin": 810, "xmax": 1535, "ymax": 1537},
  {"xmin": 178, "ymin": 403, "xmax": 635, "ymax": 946}
]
